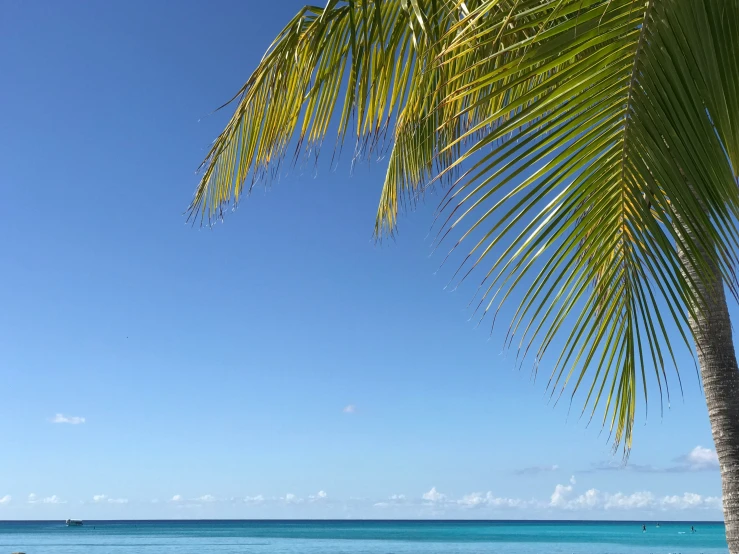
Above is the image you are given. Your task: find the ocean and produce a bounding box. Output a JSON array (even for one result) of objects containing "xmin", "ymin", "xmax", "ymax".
[{"xmin": 0, "ymin": 520, "xmax": 728, "ymax": 553}]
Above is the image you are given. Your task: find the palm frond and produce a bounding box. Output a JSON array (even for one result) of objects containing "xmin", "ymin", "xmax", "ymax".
[
  {"xmin": 434, "ymin": 0, "xmax": 739, "ymax": 453},
  {"xmin": 190, "ymin": 0, "xmax": 459, "ymax": 227},
  {"xmin": 192, "ymin": 0, "xmax": 739, "ymax": 456}
]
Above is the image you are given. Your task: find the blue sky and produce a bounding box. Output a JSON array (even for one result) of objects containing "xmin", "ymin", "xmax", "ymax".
[{"xmin": 0, "ymin": 0, "xmax": 729, "ymax": 520}]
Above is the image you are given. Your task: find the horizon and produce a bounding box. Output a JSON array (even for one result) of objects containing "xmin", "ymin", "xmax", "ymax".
[{"xmin": 0, "ymin": 518, "xmax": 725, "ymax": 523}]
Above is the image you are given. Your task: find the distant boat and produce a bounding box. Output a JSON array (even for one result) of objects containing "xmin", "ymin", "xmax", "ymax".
[{"xmin": 65, "ymin": 519, "xmax": 83, "ymax": 526}]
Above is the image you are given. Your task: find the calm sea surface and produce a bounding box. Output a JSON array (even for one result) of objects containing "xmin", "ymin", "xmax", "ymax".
[{"xmin": 0, "ymin": 520, "xmax": 728, "ymax": 553}]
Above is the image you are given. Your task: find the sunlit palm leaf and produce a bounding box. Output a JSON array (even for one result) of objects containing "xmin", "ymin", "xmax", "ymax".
[
  {"xmin": 190, "ymin": 0, "xmax": 459, "ymax": 227},
  {"xmin": 433, "ymin": 0, "xmax": 739, "ymax": 452},
  {"xmin": 191, "ymin": 0, "xmax": 739, "ymax": 455}
]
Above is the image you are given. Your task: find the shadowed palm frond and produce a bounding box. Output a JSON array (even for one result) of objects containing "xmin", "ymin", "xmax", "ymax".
[{"xmin": 192, "ymin": 0, "xmax": 739, "ymax": 455}]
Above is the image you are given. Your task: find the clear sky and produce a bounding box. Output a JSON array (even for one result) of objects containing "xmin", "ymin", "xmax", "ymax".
[{"xmin": 0, "ymin": 0, "xmax": 729, "ymax": 521}]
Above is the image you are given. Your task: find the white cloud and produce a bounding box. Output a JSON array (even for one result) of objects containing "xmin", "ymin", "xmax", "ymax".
[
  {"xmin": 515, "ymin": 464, "xmax": 559, "ymax": 475},
  {"xmin": 308, "ymin": 490, "xmax": 328, "ymax": 502},
  {"xmin": 547, "ymin": 478, "xmax": 720, "ymax": 513},
  {"xmin": 51, "ymin": 413, "xmax": 85, "ymax": 425},
  {"xmin": 552, "ymin": 481, "xmax": 657, "ymax": 511},
  {"xmin": 660, "ymin": 492, "xmax": 721, "ymax": 510},
  {"xmin": 571, "ymin": 488, "xmax": 602, "ymax": 509},
  {"xmin": 124, "ymin": 484, "xmax": 724, "ymax": 514},
  {"xmin": 24, "ymin": 494, "xmax": 62, "ymax": 505},
  {"xmin": 550, "ymin": 483, "xmax": 574, "ymax": 507},
  {"xmin": 605, "ymin": 491, "xmax": 655, "ymax": 510},
  {"xmin": 549, "ymin": 476, "xmax": 578, "ymax": 507},
  {"xmin": 374, "ymin": 494, "xmax": 406, "ymax": 508},
  {"xmin": 557, "ymin": 488, "xmax": 655, "ymax": 510},
  {"xmin": 50, "ymin": 483, "xmax": 721, "ymax": 515},
  {"xmin": 683, "ymin": 446, "xmax": 719, "ymax": 470},
  {"xmin": 458, "ymin": 492, "xmax": 488, "ymax": 507},
  {"xmin": 94, "ymin": 495, "xmax": 128, "ymax": 504},
  {"xmin": 0, "ymin": 495, "xmax": 10, "ymax": 505},
  {"xmin": 592, "ymin": 446, "xmax": 720, "ymax": 473},
  {"xmin": 457, "ymin": 492, "xmax": 527, "ymax": 509},
  {"xmin": 343, "ymin": 405, "xmax": 356, "ymax": 414},
  {"xmin": 422, "ymin": 487, "xmax": 446, "ymax": 503}
]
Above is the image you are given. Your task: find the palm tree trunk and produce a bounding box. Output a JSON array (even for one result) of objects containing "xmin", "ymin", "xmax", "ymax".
[{"xmin": 679, "ymin": 249, "xmax": 739, "ymax": 552}]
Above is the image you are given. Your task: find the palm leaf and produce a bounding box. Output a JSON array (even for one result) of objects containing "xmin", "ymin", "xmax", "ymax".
[
  {"xmin": 191, "ymin": 0, "xmax": 739, "ymax": 455},
  {"xmin": 434, "ymin": 0, "xmax": 739, "ymax": 453},
  {"xmin": 190, "ymin": 0, "xmax": 460, "ymax": 228}
]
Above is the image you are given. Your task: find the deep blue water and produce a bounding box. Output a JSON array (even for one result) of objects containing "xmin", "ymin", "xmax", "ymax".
[{"xmin": 0, "ymin": 520, "xmax": 728, "ymax": 553}]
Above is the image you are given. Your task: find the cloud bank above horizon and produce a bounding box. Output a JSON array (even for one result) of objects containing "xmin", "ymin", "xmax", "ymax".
[
  {"xmin": 1, "ymin": 481, "xmax": 721, "ymax": 518},
  {"xmin": 1, "ymin": 447, "xmax": 720, "ymax": 519}
]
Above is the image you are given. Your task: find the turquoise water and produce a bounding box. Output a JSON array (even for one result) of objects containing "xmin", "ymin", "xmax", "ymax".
[{"xmin": 0, "ymin": 520, "xmax": 728, "ymax": 553}]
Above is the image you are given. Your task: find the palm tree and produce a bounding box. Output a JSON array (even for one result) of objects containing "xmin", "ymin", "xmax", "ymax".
[{"xmin": 188, "ymin": 0, "xmax": 739, "ymax": 548}]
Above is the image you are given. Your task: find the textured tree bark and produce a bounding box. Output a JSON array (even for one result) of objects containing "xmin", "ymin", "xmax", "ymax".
[{"xmin": 679, "ymin": 249, "xmax": 739, "ymax": 553}]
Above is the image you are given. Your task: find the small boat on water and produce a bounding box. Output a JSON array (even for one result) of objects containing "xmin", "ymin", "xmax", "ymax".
[{"xmin": 65, "ymin": 519, "xmax": 83, "ymax": 526}]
